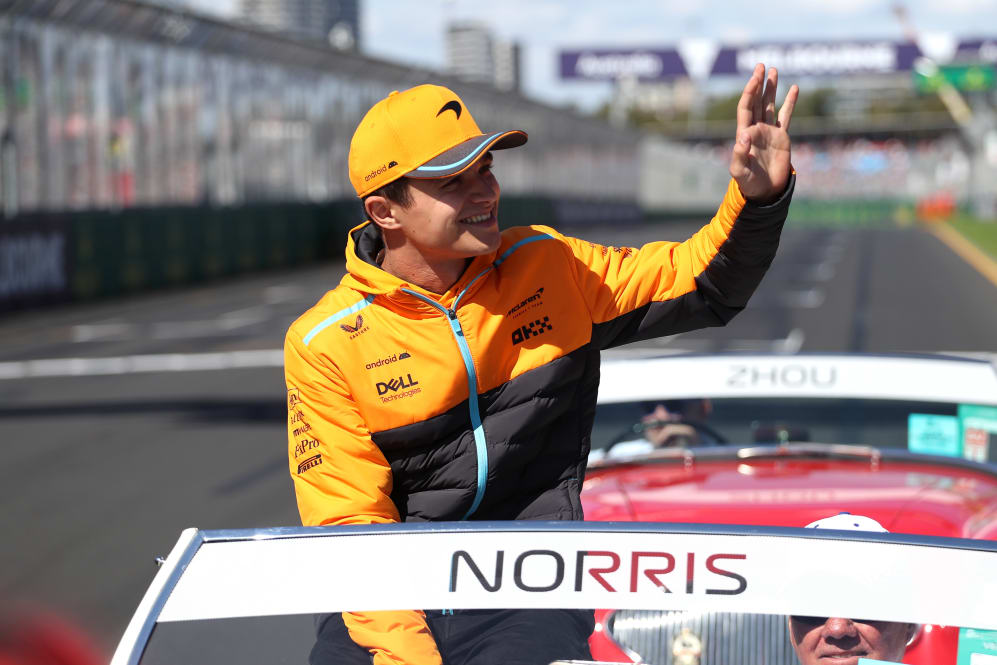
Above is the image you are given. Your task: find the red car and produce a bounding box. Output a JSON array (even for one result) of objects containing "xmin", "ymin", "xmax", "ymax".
[
  {"xmin": 582, "ymin": 352, "xmax": 997, "ymax": 665},
  {"xmin": 109, "ymin": 352, "xmax": 997, "ymax": 665}
]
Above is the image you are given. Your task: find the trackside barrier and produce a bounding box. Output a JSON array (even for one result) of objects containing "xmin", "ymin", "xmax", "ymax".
[
  {"xmin": 0, "ymin": 202, "xmax": 352, "ymax": 313},
  {"xmin": 643, "ymin": 199, "xmax": 922, "ymax": 228},
  {"xmin": 0, "ymin": 196, "xmax": 640, "ymax": 312},
  {"xmin": 785, "ymin": 199, "xmax": 914, "ymax": 228}
]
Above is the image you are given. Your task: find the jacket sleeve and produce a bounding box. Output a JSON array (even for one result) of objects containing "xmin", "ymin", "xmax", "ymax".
[
  {"xmin": 285, "ymin": 330, "xmax": 442, "ymax": 665},
  {"xmin": 559, "ymin": 175, "xmax": 794, "ymax": 349}
]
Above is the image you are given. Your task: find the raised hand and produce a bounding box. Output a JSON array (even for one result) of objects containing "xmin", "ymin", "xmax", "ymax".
[{"xmin": 729, "ymin": 63, "xmax": 799, "ymax": 203}]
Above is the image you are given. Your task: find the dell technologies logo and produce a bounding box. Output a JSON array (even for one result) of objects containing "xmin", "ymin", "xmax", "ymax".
[
  {"xmin": 376, "ymin": 373, "xmax": 419, "ymax": 395},
  {"xmin": 376, "ymin": 373, "xmax": 422, "ymax": 403}
]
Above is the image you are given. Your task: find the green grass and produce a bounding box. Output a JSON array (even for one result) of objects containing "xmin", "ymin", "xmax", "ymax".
[{"xmin": 950, "ymin": 216, "xmax": 997, "ymax": 262}]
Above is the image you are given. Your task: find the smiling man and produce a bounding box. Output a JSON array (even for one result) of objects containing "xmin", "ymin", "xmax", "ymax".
[
  {"xmin": 286, "ymin": 69, "xmax": 798, "ymax": 665},
  {"xmin": 789, "ymin": 616, "xmax": 918, "ymax": 665},
  {"xmin": 789, "ymin": 513, "xmax": 919, "ymax": 665}
]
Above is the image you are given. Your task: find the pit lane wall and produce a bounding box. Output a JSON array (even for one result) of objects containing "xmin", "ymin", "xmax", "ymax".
[
  {"xmin": 0, "ymin": 196, "xmax": 641, "ymax": 312},
  {"xmin": 0, "ymin": 204, "xmax": 339, "ymax": 311}
]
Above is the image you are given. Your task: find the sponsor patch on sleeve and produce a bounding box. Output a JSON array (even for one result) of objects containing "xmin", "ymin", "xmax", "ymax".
[
  {"xmin": 297, "ymin": 454, "xmax": 322, "ymax": 474},
  {"xmin": 287, "ymin": 388, "xmax": 301, "ymax": 411}
]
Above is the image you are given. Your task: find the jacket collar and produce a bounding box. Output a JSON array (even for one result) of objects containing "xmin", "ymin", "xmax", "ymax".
[{"xmin": 341, "ymin": 221, "xmax": 500, "ymax": 306}]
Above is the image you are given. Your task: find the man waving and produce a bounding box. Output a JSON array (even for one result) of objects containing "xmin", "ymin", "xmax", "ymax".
[{"xmin": 286, "ymin": 63, "xmax": 798, "ymax": 665}]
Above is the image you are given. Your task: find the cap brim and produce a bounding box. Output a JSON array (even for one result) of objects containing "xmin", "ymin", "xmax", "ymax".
[{"xmin": 407, "ymin": 130, "xmax": 528, "ymax": 180}]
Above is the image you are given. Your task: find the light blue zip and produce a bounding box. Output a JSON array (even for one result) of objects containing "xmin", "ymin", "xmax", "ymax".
[
  {"xmin": 403, "ymin": 281, "xmax": 489, "ymax": 520},
  {"xmin": 399, "ymin": 233, "xmax": 554, "ymax": 519}
]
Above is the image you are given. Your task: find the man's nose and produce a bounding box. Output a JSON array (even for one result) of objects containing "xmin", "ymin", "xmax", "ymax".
[
  {"xmin": 824, "ymin": 618, "xmax": 858, "ymax": 638},
  {"xmin": 468, "ymin": 171, "xmax": 498, "ymax": 201}
]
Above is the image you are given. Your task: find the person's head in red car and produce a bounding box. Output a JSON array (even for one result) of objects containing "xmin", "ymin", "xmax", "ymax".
[
  {"xmin": 638, "ymin": 399, "xmax": 714, "ymax": 448},
  {"xmin": 788, "ymin": 513, "xmax": 918, "ymax": 665},
  {"xmin": 789, "ymin": 615, "xmax": 918, "ymax": 665}
]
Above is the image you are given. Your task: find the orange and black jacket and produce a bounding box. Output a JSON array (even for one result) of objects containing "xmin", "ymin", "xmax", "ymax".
[{"xmin": 284, "ymin": 176, "xmax": 794, "ymax": 664}]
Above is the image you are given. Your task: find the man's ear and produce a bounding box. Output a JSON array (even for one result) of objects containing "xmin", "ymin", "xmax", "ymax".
[{"xmin": 365, "ymin": 195, "xmax": 401, "ymax": 230}]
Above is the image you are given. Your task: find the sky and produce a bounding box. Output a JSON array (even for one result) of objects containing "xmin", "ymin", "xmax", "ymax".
[{"xmin": 184, "ymin": 0, "xmax": 997, "ymax": 110}]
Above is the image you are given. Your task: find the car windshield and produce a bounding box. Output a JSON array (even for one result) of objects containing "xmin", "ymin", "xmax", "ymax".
[{"xmin": 590, "ymin": 397, "xmax": 996, "ymax": 463}]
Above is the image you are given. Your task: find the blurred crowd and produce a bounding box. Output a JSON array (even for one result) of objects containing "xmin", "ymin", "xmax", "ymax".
[
  {"xmin": 790, "ymin": 136, "xmax": 971, "ymax": 201},
  {"xmin": 640, "ymin": 134, "xmax": 974, "ymax": 212}
]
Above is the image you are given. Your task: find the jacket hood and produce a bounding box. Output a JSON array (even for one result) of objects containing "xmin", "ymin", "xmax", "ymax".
[{"xmin": 340, "ymin": 221, "xmax": 504, "ymax": 304}]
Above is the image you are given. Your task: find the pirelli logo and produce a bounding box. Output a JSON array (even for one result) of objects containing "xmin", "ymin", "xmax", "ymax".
[{"xmin": 297, "ymin": 454, "xmax": 322, "ymax": 474}]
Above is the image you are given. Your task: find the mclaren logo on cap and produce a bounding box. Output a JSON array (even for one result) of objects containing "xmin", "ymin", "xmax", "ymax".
[{"xmin": 436, "ymin": 101, "xmax": 462, "ymax": 119}]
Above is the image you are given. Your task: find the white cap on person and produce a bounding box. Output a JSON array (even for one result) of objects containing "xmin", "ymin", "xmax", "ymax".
[{"xmin": 804, "ymin": 512, "xmax": 888, "ymax": 532}]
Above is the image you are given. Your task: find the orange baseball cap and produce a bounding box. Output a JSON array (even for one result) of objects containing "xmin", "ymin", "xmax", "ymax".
[{"xmin": 348, "ymin": 84, "xmax": 528, "ymax": 197}]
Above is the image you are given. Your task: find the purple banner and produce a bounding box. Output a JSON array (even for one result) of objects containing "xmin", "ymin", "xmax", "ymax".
[
  {"xmin": 559, "ymin": 38, "xmax": 997, "ymax": 81},
  {"xmin": 559, "ymin": 49, "xmax": 687, "ymax": 81},
  {"xmin": 712, "ymin": 41, "xmax": 924, "ymax": 76},
  {"xmin": 955, "ymin": 38, "xmax": 997, "ymax": 63}
]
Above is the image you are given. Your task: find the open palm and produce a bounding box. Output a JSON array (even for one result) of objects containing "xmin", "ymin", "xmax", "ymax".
[{"xmin": 729, "ymin": 64, "xmax": 799, "ymax": 203}]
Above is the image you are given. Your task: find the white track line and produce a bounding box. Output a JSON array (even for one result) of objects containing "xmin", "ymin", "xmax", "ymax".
[
  {"xmin": 645, "ymin": 328, "xmax": 805, "ymax": 354},
  {"xmin": 71, "ymin": 309, "xmax": 270, "ymax": 343},
  {"xmin": 72, "ymin": 322, "xmax": 135, "ymax": 342},
  {"xmin": 0, "ymin": 350, "xmax": 284, "ymax": 380}
]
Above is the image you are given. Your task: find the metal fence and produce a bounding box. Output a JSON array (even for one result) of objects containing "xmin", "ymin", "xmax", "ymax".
[{"xmin": 0, "ymin": 0, "xmax": 642, "ymax": 218}]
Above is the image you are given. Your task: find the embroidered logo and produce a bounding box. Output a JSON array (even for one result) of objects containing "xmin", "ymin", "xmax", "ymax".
[
  {"xmin": 340, "ymin": 314, "xmax": 370, "ymax": 339},
  {"xmin": 600, "ymin": 246, "xmax": 634, "ymax": 259},
  {"xmin": 507, "ymin": 287, "xmax": 545, "ymax": 319},
  {"xmin": 437, "ymin": 100, "xmax": 462, "ymax": 119},
  {"xmin": 297, "ymin": 454, "xmax": 322, "ymax": 474},
  {"xmin": 365, "ymin": 351, "xmax": 412, "ymax": 370},
  {"xmin": 376, "ymin": 373, "xmax": 422, "ymax": 403},
  {"xmin": 294, "ymin": 438, "xmax": 320, "ymax": 459},
  {"xmin": 340, "ymin": 314, "xmax": 363, "ymax": 333},
  {"xmin": 512, "ymin": 316, "xmax": 553, "ymax": 345}
]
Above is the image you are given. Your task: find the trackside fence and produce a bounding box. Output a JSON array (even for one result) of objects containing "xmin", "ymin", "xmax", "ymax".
[{"xmin": 0, "ymin": 196, "xmax": 639, "ymax": 313}]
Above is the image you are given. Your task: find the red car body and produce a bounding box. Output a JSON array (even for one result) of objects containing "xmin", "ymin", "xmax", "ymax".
[
  {"xmin": 579, "ymin": 349, "xmax": 997, "ymax": 665},
  {"xmin": 584, "ymin": 453, "xmax": 997, "ymax": 539},
  {"xmin": 580, "ymin": 448, "xmax": 997, "ymax": 664}
]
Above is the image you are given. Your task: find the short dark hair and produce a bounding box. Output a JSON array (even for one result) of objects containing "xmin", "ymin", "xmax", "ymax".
[
  {"xmin": 641, "ymin": 399, "xmax": 694, "ymax": 415},
  {"xmin": 361, "ymin": 176, "xmax": 413, "ymax": 215}
]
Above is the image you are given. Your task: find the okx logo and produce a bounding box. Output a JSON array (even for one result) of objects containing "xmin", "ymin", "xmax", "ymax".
[
  {"xmin": 512, "ymin": 316, "xmax": 553, "ymax": 345},
  {"xmin": 376, "ymin": 373, "xmax": 422, "ymax": 403}
]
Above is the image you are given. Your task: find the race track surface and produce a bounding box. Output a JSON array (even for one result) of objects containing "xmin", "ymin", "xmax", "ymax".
[{"xmin": 1, "ymin": 222, "xmax": 996, "ymax": 655}]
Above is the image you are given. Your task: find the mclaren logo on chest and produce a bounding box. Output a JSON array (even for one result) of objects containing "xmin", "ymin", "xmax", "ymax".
[{"xmin": 507, "ymin": 287, "xmax": 545, "ymax": 318}]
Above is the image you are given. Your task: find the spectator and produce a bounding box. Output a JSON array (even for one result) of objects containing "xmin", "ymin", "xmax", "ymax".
[{"xmin": 789, "ymin": 513, "xmax": 918, "ymax": 665}]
